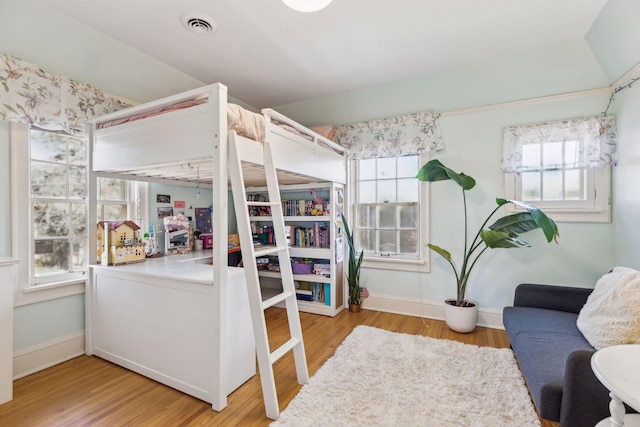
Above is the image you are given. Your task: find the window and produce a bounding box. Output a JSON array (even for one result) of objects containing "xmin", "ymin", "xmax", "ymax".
[
  {"xmin": 351, "ymin": 154, "xmax": 429, "ymax": 271},
  {"xmin": 12, "ymin": 124, "xmax": 149, "ymax": 304},
  {"xmin": 11, "ymin": 124, "xmax": 88, "ymax": 304},
  {"xmin": 503, "ymin": 126, "xmax": 612, "ymax": 223}
]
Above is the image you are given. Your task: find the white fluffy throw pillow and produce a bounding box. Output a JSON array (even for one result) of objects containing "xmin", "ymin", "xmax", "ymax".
[{"xmin": 577, "ymin": 266, "xmax": 640, "ymax": 349}]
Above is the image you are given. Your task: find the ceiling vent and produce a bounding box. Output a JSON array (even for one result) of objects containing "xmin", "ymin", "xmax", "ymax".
[{"xmin": 181, "ymin": 13, "xmax": 217, "ymax": 35}]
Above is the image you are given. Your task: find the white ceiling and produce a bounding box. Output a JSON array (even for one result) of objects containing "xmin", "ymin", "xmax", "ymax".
[{"xmin": 44, "ymin": 0, "xmax": 608, "ymax": 108}]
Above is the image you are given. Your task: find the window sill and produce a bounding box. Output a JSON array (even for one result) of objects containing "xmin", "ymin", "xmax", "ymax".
[
  {"xmin": 14, "ymin": 279, "xmax": 86, "ymax": 306},
  {"xmin": 362, "ymin": 257, "xmax": 430, "ymax": 272}
]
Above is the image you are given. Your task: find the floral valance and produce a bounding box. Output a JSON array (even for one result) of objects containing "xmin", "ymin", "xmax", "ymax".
[
  {"xmin": 502, "ymin": 115, "xmax": 617, "ymax": 174},
  {"xmin": 333, "ymin": 110, "xmax": 444, "ymax": 160},
  {"xmin": 0, "ymin": 54, "xmax": 132, "ymax": 134}
]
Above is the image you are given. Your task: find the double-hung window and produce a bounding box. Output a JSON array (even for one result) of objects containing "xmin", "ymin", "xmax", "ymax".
[
  {"xmin": 12, "ymin": 124, "xmax": 88, "ymax": 304},
  {"xmin": 351, "ymin": 154, "xmax": 429, "ymax": 271},
  {"xmin": 503, "ymin": 116, "xmax": 615, "ymax": 223}
]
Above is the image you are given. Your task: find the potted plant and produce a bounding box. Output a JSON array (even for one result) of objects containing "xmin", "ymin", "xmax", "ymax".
[
  {"xmin": 416, "ymin": 159, "xmax": 559, "ymax": 333},
  {"xmin": 342, "ymin": 214, "xmax": 364, "ymax": 312}
]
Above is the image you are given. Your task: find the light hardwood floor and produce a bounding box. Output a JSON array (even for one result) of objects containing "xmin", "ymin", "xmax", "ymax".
[{"xmin": 0, "ymin": 308, "xmax": 555, "ymax": 426}]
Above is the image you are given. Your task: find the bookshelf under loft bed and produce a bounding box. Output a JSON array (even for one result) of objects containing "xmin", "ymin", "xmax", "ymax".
[{"xmin": 84, "ymin": 83, "xmax": 347, "ymax": 413}]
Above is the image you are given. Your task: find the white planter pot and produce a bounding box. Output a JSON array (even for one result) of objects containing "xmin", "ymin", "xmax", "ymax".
[{"xmin": 443, "ymin": 299, "xmax": 478, "ymax": 333}]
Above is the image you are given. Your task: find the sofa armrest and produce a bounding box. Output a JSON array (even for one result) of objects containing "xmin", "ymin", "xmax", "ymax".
[
  {"xmin": 513, "ymin": 283, "xmax": 592, "ymax": 314},
  {"xmin": 559, "ymin": 350, "xmax": 611, "ymax": 427}
]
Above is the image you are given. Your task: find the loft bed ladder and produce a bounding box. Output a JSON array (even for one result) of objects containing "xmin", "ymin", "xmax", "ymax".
[{"xmin": 228, "ymin": 133, "xmax": 310, "ymax": 420}]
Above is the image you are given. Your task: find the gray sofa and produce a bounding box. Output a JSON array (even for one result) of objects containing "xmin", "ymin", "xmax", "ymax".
[{"xmin": 502, "ymin": 283, "xmax": 614, "ymax": 427}]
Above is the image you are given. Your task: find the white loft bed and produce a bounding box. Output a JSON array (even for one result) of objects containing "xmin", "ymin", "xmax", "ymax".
[{"xmin": 85, "ymin": 83, "xmax": 346, "ymax": 413}]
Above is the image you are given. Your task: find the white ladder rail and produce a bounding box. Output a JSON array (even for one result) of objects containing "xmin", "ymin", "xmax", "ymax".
[{"xmin": 228, "ymin": 133, "xmax": 309, "ymax": 420}]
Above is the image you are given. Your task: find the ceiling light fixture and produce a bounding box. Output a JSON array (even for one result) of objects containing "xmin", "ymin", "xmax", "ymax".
[
  {"xmin": 282, "ymin": 0, "xmax": 332, "ymax": 13},
  {"xmin": 180, "ymin": 12, "xmax": 217, "ymax": 35}
]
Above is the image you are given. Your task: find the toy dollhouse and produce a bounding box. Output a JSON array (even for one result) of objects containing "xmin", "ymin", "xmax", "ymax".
[{"xmin": 98, "ymin": 220, "xmax": 146, "ymax": 265}]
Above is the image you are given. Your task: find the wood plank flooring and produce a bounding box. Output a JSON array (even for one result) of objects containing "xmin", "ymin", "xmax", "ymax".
[{"xmin": 0, "ymin": 308, "xmax": 555, "ymax": 426}]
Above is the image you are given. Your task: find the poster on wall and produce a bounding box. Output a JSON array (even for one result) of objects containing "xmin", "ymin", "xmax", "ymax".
[
  {"xmin": 157, "ymin": 194, "xmax": 171, "ymax": 203},
  {"xmin": 157, "ymin": 207, "xmax": 174, "ymax": 218},
  {"xmin": 195, "ymin": 207, "xmax": 213, "ymax": 233}
]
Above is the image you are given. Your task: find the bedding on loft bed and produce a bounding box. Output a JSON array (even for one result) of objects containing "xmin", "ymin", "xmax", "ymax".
[
  {"xmin": 95, "ymin": 97, "xmax": 339, "ymax": 153},
  {"xmin": 97, "ymin": 99, "xmax": 266, "ymax": 143}
]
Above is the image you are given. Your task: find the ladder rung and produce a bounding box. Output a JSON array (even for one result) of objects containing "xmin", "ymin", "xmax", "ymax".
[
  {"xmin": 254, "ymin": 245, "xmax": 286, "ymax": 257},
  {"xmin": 247, "ymin": 201, "xmax": 278, "ymax": 207},
  {"xmin": 270, "ymin": 338, "xmax": 301, "ymax": 364},
  {"xmin": 262, "ymin": 291, "xmax": 294, "ymax": 310}
]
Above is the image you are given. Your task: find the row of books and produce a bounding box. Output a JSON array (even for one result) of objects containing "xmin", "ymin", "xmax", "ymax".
[
  {"xmin": 281, "ymin": 199, "xmax": 329, "ymax": 217},
  {"xmin": 246, "ymin": 194, "xmax": 330, "ymax": 218},
  {"xmin": 288, "ymin": 224, "xmax": 330, "ymax": 248},
  {"xmin": 253, "ymin": 224, "xmax": 330, "ymax": 248},
  {"xmin": 295, "ymin": 281, "xmax": 330, "ymax": 306}
]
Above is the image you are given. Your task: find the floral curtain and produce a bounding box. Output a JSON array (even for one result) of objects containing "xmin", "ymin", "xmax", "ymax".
[
  {"xmin": 0, "ymin": 53, "xmax": 132, "ymax": 134},
  {"xmin": 333, "ymin": 110, "xmax": 444, "ymax": 159},
  {"xmin": 502, "ymin": 115, "xmax": 617, "ymax": 174}
]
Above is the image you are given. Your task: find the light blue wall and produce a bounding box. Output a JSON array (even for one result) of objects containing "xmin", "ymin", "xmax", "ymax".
[
  {"xmin": 610, "ymin": 83, "xmax": 640, "ymax": 268},
  {"xmin": 586, "ymin": 0, "xmax": 640, "ymax": 84},
  {"xmin": 273, "ymin": 39, "xmax": 608, "ymax": 126},
  {"xmin": 585, "ymin": 0, "xmax": 640, "ymax": 269}
]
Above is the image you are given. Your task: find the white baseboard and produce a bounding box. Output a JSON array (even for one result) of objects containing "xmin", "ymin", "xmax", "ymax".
[
  {"xmin": 13, "ymin": 331, "xmax": 85, "ymax": 380},
  {"xmin": 361, "ymin": 292, "xmax": 504, "ymax": 330}
]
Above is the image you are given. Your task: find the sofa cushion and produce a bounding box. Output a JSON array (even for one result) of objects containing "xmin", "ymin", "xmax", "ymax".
[
  {"xmin": 511, "ymin": 332, "xmax": 594, "ymax": 421},
  {"xmin": 503, "ymin": 306, "xmax": 584, "ymax": 345},
  {"xmin": 577, "ymin": 266, "xmax": 640, "ymax": 349}
]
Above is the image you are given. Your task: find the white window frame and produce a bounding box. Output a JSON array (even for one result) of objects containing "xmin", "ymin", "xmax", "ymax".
[
  {"xmin": 11, "ymin": 124, "xmax": 149, "ymax": 305},
  {"xmin": 347, "ymin": 153, "xmax": 430, "ymax": 272},
  {"xmin": 11, "ymin": 123, "xmax": 86, "ymax": 305},
  {"xmin": 504, "ymin": 164, "xmax": 611, "ymax": 223}
]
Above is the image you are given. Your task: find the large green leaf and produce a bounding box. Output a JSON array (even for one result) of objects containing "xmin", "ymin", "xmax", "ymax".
[
  {"xmin": 480, "ymin": 230, "xmax": 531, "ymax": 248},
  {"xmin": 416, "ymin": 159, "xmax": 476, "ymax": 190},
  {"xmin": 489, "ymin": 212, "xmax": 539, "ymax": 237},
  {"xmin": 427, "ymin": 243, "xmax": 452, "ymax": 261},
  {"xmin": 496, "ymin": 198, "xmax": 559, "ymax": 243}
]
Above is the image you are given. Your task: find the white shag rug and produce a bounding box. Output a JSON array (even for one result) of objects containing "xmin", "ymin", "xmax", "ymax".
[{"xmin": 271, "ymin": 325, "xmax": 540, "ymax": 427}]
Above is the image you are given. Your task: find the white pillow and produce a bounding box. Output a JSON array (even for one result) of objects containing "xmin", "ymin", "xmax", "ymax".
[{"xmin": 577, "ymin": 266, "xmax": 640, "ymax": 349}]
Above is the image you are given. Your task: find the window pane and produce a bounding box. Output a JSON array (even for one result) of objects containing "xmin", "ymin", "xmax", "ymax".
[
  {"xmin": 543, "ymin": 141, "xmax": 563, "ymax": 169},
  {"xmin": 522, "ymin": 144, "xmax": 540, "ymax": 170},
  {"xmin": 98, "ymin": 178, "xmax": 127, "ymax": 200},
  {"xmin": 564, "ymin": 169, "xmax": 583, "ymax": 200},
  {"xmin": 399, "ymin": 205, "xmax": 418, "ymax": 229},
  {"xmin": 521, "ymin": 172, "xmax": 540, "ymax": 201},
  {"xmin": 358, "ymin": 229, "xmax": 375, "ymax": 251},
  {"xmin": 68, "ymin": 135, "xmax": 86, "ymax": 165},
  {"xmin": 397, "ymin": 155, "xmax": 419, "ymax": 178},
  {"xmin": 31, "ymin": 162, "xmax": 67, "ymax": 197},
  {"xmin": 69, "ymin": 166, "xmax": 86, "ymax": 198},
  {"xmin": 72, "ymin": 238, "xmax": 86, "ymax": 271},
  {"xmin": 102, "ymin": 204, "xmax": 128, "ymax": 221},
  {"xmin": 30, "ymin": 130, "xmax": 66, "ymax": 163},
  {"xmin": 34, "ymin": 239, "xmax": 69, "ymax": 276},
  {"xmin": 356, "ymin": 205, "xmax": 375, "ymax": 229},
  {"xmin": 33, "ymin": 203, "xmax": 69, "ymax": 237},
  {"xmin": 378, "ymin": 205, "xmax": 395, "ymax": 229},
  {"xmin": 358, "ymin": 181, "xmax": 375, "ymax": 203},
  {"xmin": 72, "ymin": 203, "xmax": 87, "ymax": 236},
  {"xmin": 378, "ymin": 230, "xmax": 396, "ymax": 253},
  {"xmin": 376, "ymin": 180, "xmax": 396, "ymax": 203},
  {"xmin": 359, "ymin": 158, "xmax": 376, "ymax": 180},
  {"xmin": 397, "ymin": 178, "xmax": 418, "ymax": 203},
  {"xmin": 542, "ymin": 170, "xmax": 563, "ymax": 201},
  {"xmin": 399, "ymin": 230, "xmax": 418, "ymax": 254},
  {"xmin": 564, "ymin": 140, "xmax": 579, "ymax": 168},
  {"xmin": 376, "ymin": 157, "xmax": 396, "ymax": 179}
]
